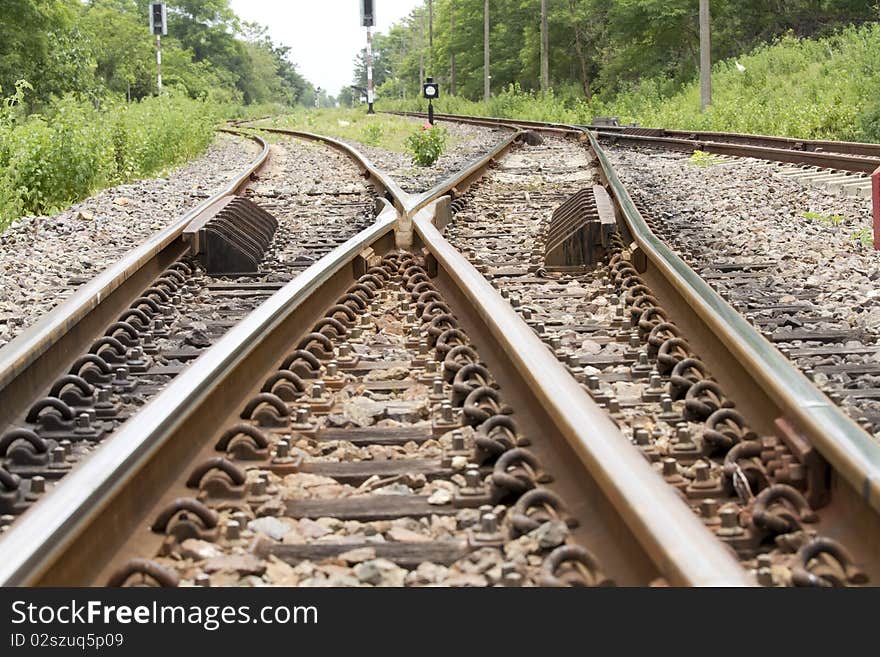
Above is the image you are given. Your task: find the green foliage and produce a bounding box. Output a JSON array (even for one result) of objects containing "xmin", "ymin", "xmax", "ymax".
[
  {"xmin": 688, "ymin": 151, "xmax": 724, "ymax": 168},
  {"xmin": 851, "ymin": 226, "xmax": 875, "ymax": 248},
  {"xmin": 383, "ymin": 23, "xmax": 880, "ymax": 144},
  {"xmin": 803, "ymin": 211, "xmax": 846, "ymax": 227},
  {"xmin": 0, "ymin": 83, "xmax": 215, "ymax": 229},
  {"xmin": 0, "ymin": 0, "xmax": 316, "ymax": 109},
  {"xmin": 358, "ymin": 0, "xmax": 874, "ymax": 104},
  {"xmin": 360, "ymin": 123, "xmax": 384, "ymax": 146},
  {"xmin": 405, "ymin": 126, "xmax": 448, "ymax": 167}
]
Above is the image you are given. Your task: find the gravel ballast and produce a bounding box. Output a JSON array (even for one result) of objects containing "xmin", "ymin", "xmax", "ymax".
[
  {"xmin": 0, "ymin": 134, "xmax": 262, "ymax": 349},
  {"xmin": 607, "ymin": 145, "xmax": 880, "ymax": 435}
]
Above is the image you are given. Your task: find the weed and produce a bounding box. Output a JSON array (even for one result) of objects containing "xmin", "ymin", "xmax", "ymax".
[
  {"xmin": 803, "ymin": 211, "xmax": 846, "ymax": 227},
  {"xmin": 851, "ymin": 226, "xmax": 875, "ymax": 248},
  {"xmin": 405, "ymin": 125, "xmax": 447, "ymax": 166},
  {"xmin": 688, "ymin": 150, "xmax": 725, "ymax": 167},
  {"xmin": 360, "ymin": 122, "xmax": 384, "ymax": 146}
]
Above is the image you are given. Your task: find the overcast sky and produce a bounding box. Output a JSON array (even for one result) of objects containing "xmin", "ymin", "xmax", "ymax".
[{"xmin": 228, "ymin": 0, "xmax": 421, "ymax": 96}]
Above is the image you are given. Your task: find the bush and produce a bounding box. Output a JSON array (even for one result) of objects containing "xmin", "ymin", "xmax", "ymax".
[
  {"xmin": 1, "ymin": 85, "xmax": 217, "ymax": 230},
  {"xmin": 405, "ymin": 125, "xmax": 447, "ymax": 166}
]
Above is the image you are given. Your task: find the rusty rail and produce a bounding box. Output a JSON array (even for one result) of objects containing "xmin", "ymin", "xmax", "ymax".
[
  {"xmin": 386, "ymin": 110, "xmax": 880, "ymax": 173},
  {"xmin": 0, "ymin": 124, "xmax": 756, "ymax": 587},
  {"xmin": 0, "ymin": 129, "xmax": 271, "ymax": 433}
]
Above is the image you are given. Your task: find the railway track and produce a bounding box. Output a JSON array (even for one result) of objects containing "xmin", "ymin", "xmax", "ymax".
[
  {"xmin": 388, "ymin": 110, "xmax": 880, "ymax": 177},
  {"xmin": 0, "ymin": 129, "xmax": 392, "ymax": 527},
  {"xmin": 0, "ymin": 114, "xmax": 878, "ymax": 587}
]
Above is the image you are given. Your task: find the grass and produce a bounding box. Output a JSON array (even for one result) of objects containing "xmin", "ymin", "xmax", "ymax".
[
  {"xmin": 687, "ymin": 150, "xmax": 725, "ymax": 168},
  {"xmin": 803, "ymin": 210, "xmax": 846, "ymax": 227},
  {"xmin": 1, "ymin": 86, "xmax": 217, "ymax": 231},
  {"xmin": 263, "ymin": 108, "xmax": 458, "ymax": 155}
]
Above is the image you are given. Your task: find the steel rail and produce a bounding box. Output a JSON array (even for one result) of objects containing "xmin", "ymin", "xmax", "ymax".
[
  {"xmin": 592, "ymin": 130, "xmax": 880, "ymax": 174},
  {"xmin": 0, "ymin": 210, "xmax": 399, "ymax": 586},
  {"xmin": 0, "ymin": 127, "xmax": 413, "ymax": 586},
  {"xmin": 587, "ymin": 130, "xmax": 880, "ymax": 513},
  {"xmin": 239, "ymin": 126, "xmax": 409, "ymax": 212},
  {"xmin": 0, "ymin": 129, "xmax": 271, "ymax": 432},
  {"xmin": 386, "ymin": 110, "xmax": 880, "ymax": 172},
  {"xmin": 412, "ymin": 203, "xmax": 752, "ymax": 586},
  {"xmin": 1, "ymin": 124, "xmax": 755, "ymax": 587}
]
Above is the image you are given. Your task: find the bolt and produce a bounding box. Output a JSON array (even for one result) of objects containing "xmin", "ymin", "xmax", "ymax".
[
  {"xmin": 311, "ymin": 381, "xmax": 325, "ymax": 398},
  {"xmin": 510, "ymin": 296, "xmax": 521, "ymax": 308},
  {"xmin": 633, "ymin": 428, "xmax": 650, "ymax": 445},
  {"xmin": 756, "ymin": 554, "xmax": 772, "ymax": 569},
  {"xmin": 694, "ymin": 462, "xmax": 710, "ymax": 482},
  {"xmin": 757, "ymin": 568, "xmax": 774, "ymax": 587},
  {"xmin": 522, "ymin": 308, "xmax": 532, "ymax": 320},
  {"xmin": 535, "ymin": 322, "xmax": 545, "ymax": 335},
  {"xmin": 719, "ymin": 508, "xmax": 739, "ymax": 530},
  {"xmin": 465, "ymin": 468, "xmax": 481, "ymax": 488},
  {"xmin": 660, "ymin": 395, "xmax": 674, "ymax": 413},
  {"xmin": 441, "ymin": 401, "xmax": 454, "ymax": 423},
  {"xmin": 30, "ymin": 476, "xmax": 45, "ymax": 494},
  {"xmin": 59, "ymin": 440, "xmax": 72, "ymax": 457},
  {"xmin": 649, "ymin": 372, "xmax": 662, "ymax": 389},
  {"xmin": 419, "ymin": 340, "xmax": 429, "ymax": 355},
  {"xmin": 97, "ymin": 388, "xmax": 111, "ymax": 403},
  {"xmin": 250, "ymin": 477, "xmax": 267, "ymax": 496},
  {"xmin": 339, "ymin": 344, "xmax": 352, "ymax": 357},
  {"xmin": 550, "ymin": 337, "xmax": 561, "ymax": 350},
  {"xmin": 51, "ymin": 447, "xmax": 66, "ymax": 464},
  {"xmin": 425, "ymin": 360, "xmax": 438, "ymax": 374},
  {"xmin": 637, "ymin": 352, "xmax": 649, "ymax": 366},
  {"xmin": 607, "ymin": 396, "xmax": 620, "ymax": 413},
  {"xmin": 700, "ymin": 499, "xmax": 718, "ymax": 518},
  {"xmin": 662, "ymin": 458, "xmax": 678, "ymax": 477},
  {"xmin": 276, "ymin": 440, "xmax": 290, "ymax": 458},
  {"xmin": 350, "ymin": 327, "xmax": 362, "ymax": 339},
  {"xmin": 675, "ymin": 426, "xmax": 692, "ymax": 444},
  {"xmin": 295, "ymin": 407, "xmax": 311, "ymax": 424},
  {"xmin": 481, "ymin": 512, "xmax": 498, "ymax": 534},
  {"xmin": 452, "ymin": 430, "xmax": 465, "ymax": 451},
  {"xmin": 629, "ymin": 333, "xmax": 640, "ymax": 348},
  {"xmin": 226, "ymin": 520, "xmax": 241, "ymax": 540},
  {"xmin": 326, "ymin": 361, "xmax": 338, "ymax": 377},
  {"xmin": 432, "ymin": 378, "xmax": 444, "ymax": 395},
  {"xmin": 587, "ymin": 375, "xmax": 600, "ymax": 391},
  {"xmin": 195, "ymin": 573, "xmax": 211, "ymax": 587},
  {"xmin": 75, "ymin": 413, "xmax": 91, "ymax": 430}
]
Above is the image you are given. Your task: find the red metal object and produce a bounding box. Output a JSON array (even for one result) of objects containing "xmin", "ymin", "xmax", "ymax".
[{"xmin": 872, "ymin": 165, "xmax": 880, "ymax": 250}]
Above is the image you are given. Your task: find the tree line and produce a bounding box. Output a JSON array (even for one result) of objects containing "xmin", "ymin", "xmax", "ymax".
[
  {"xmin": 0, "ymin": 0, "xmax": 317, "ymax": 109},
  {"xmin": 348, "ymin": 0, "xmax": 876, "ymax": 105}
]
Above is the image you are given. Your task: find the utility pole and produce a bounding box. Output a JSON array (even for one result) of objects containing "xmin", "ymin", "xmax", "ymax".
[
  {"xmin": 428, "ymin": 0, "xmax": 433, "ymax": 72},
  {"xmin": 484, "ymin": 0, "xmax": 490, "ymax": 102},
  {"xmin": 699, "ymin": 0, "xmax": 711, "ymax": 111},
  {"xmin": 540, "ymin": 0, "xmax": 549, "ymax": 92},
  {"xmin": 450, "ymin": 2, "xmax": 456, "ymax": 96},
  {"xmin": 361, "ymin": 1, "xmax": 376, "ymax": 113}
]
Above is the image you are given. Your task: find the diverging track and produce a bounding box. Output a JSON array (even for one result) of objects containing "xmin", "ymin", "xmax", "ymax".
[{"xmin": 1, "ymin": 117, "xmax": 879, "ymax": 587}]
